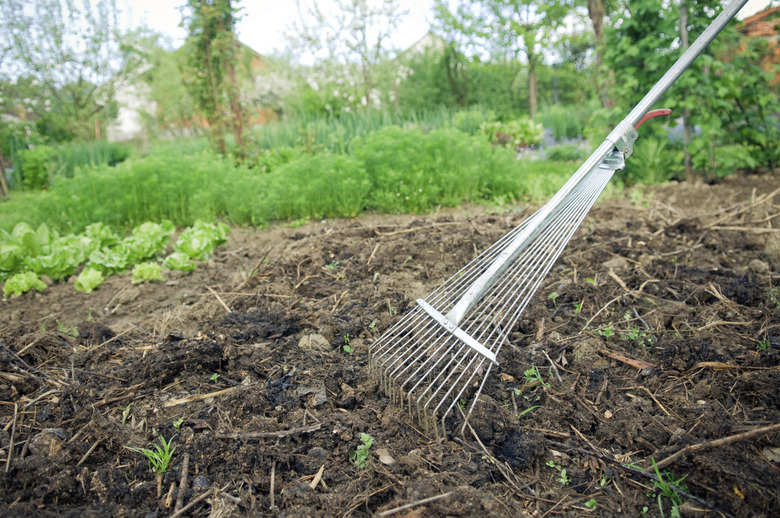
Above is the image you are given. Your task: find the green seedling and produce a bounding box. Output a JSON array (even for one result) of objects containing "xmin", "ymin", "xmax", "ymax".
[
  {"xmin": 56, "ymin": 320, "xmax": 78, "ymax": 337},
  {"xmin": 523, "ymin": 365, "xmax": 550, "ymax": 388},
  {"xmin": 173, "ymin": 417, "xmax": 184, "ymax": 431},
  {"xmin": 548, "ymin": 291, "xmax": 559, "ymax": 309},
  {"xmin": 518, "ymin": 405, "xmax": 541, "ymax": 418},
  {"xmin": 584, "ymin": 498, "xmax": 597, "ymax": 510},
  {"xmin": 596, "ymin": 326, "xmax": 615, "ymax": 339},
  {"xmin": 584, "ymin": 277, "xmax": 598, "ymax": 287},
  {"xmin": 210, "ymin": 373, "xmax": 220, "ymax": 382},
  {"xmin": 650, "ymin": 459, "xmax": 687, "ymax": 518},
  {"xmin": 343, "ymin": 333, "xmax": 353, "ymax": 354},
  {"xmin": 325, "ymin": 261, "xmax": 339, "ymax": 270},
  {"xmin": 545, "ymin": 459, "xmax": 569, "ymax": 486},
  {"xmin": 757, "ymin": 338, "xmax": 769, "ymax": 352},
  {"xmin": 125, "ymin": 435, "xmax": 176, "ymax": 497},
  {"xmin": 457, "ymin": 398, "xmax": 467, "ymax": 411},
  {"xmin": 350, "ymin": 432, "xmax": 373, "ymax": 469},
  {"xmin": 386, "ymin": 300, "xmax": 396, "ymax": 317},
  {"xmin": 402, "ymin": 255, "xmax": 413, "ymax": 265},
  {"xmin": 368, "ymin": 321, "xmax": 377, "ymax": 331},
  {"xmin": 574, "ymin": 302, "xmax": 583, "ymax": 314}
]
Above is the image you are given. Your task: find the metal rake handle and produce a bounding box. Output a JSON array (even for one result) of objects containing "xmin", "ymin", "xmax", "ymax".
[{"xmin": 445, "ymin": 0, "xmax": 748, "ymax": 326}]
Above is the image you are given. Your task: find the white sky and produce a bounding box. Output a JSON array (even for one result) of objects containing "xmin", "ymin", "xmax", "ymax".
[
  {"xmin": 118, "ymin": 0, "xmax": 772, "ymax": 57},
  {"xmin": 119, "ymin": 0, "xmax": 436, "ymax": 56}
]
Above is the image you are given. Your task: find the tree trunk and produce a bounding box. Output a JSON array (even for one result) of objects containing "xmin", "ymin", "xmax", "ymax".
[
  {"xmin": 587, "ymin": 0, "xmax": 611, "ymax": 108},
  {"xmin": 0, "ymin": 157, "xmax": 9, "ymax": 196},
  {"xmin": 680, "ymin": 1, "xmax": 694, "ymax": 181},
  {"xmin": 528, "ymin": 61, "xmax": 537, "ymax": 119},
  {"xmin": 226, "ymin": 37, "xmax": 245, "ymax": 158}
]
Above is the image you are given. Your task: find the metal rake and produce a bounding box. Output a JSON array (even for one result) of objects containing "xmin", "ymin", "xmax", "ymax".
[{"xmin": 369, "ymin": 0, "xmax": 749, "ymax": 436}]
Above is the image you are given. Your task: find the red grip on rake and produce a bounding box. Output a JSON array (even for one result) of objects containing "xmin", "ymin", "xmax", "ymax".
[{"xmin": 634, "ymin": 109, "xmax": 672, "ymax": 129}]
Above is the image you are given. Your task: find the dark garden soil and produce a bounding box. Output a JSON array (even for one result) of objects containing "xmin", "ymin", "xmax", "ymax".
[{"xmin": 2, "ymin": 171, "xmax": 780, "ymax": 517}]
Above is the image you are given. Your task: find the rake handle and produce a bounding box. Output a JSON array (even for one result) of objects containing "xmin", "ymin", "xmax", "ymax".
[{"xmin": 445, "ymin": 0, "xmax": 749, "ymax": 326}]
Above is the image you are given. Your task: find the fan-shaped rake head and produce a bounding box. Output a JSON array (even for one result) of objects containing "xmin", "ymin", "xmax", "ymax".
[{"xmin": 369, "ymin": 154, "xmax": 621, "ymax": 436}]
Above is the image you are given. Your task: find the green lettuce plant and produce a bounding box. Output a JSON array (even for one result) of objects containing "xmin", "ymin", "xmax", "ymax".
[
  {"xmin": 75, "ymin": 267, "xmax": 105, "ymax": 293},
  {"xmin": 3, "ymin": 271, "xmax": 47, "ymax": 298},
  {"xmin": 132, "ymin": 261, "xmax": 164, "ymax": 284}
]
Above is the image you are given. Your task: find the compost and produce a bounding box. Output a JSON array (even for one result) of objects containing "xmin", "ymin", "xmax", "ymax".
[{"xmin": 2, "ymin": 171, "xmax": 779, "ymax": 517}]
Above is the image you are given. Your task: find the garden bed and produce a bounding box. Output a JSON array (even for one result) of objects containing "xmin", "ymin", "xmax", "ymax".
[{"xmin": 1, "ymin": 171, "xmax": 779, "ymax": 517}]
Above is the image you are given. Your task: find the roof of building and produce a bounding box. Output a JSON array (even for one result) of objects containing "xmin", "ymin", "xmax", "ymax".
[{"xmin": 739, "ymin": 6, "xmax": 780, "ymax": 38}]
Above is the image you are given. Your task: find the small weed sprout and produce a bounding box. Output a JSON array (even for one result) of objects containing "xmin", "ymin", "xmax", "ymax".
[
  {"xmin": 125, "ymin": 435, "xmax": 176, "ymax": 497},
  {"xmin": 584, "ymin": 277, "xmax": 598, "ymax": 287},
  {"xmin": 457, "ymin": 398, "xmax": 467, "ymax": 411},
  {"xmin": 343, "ymin": 333, "xmax": 353, "ymax": 354},
  {"xmin": 210, "ymin": 373, "xmax": 220, "ymax": 382},
  {"xmin": 548, "ymin": 291, "xmax": 559, "ymax": 309},
  {"xmin": 518, "ymin": 405, "xmax": 541, "ymax": 418},
  {"xmin": 56, "ymin": 320, "xmax": 78, "ymax": 337},
  {"xmin": 545, "ymin": 459, "xmax": 570, "ymax": 486},
  {"xmin": 757, "ymin": 338, "xmax": 769, "ymax": 352},
  {"xmin": 651, "ymin": 459, "xmax": 687, "ymax": 518},
  {"xmin": 350, "ymin": 433, "xmax": 373, "ymax": 469},
  {"xmin": 325, "ymin": 261, "xmax": 339, "ymax": 270},
  {"xmin": 368, "ymin": 321, "xmax": 377, "ymax": 331},
  {"xmin": 523, "ymin": 365, "xmax": 550, "ymax": 388},
  {"xmin": 173, "ymin": 418, "xmax": 184, "ymax": 431},
  {"xmin": 386, "ymin": 300, "xmax": 396, "ymax": 317},
  {"xmin": 574, "ymin": 301, "xmax": 583, "ymax": 314},
  {"xmin": 596, "ymin": 326, "xmax": 615, "ymax": 339},
  {"xmin": 584, "ymin": 498, "xmax": 597, "ymax": 510}
]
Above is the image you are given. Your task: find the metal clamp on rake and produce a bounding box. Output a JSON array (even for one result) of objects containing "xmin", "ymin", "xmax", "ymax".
[{"xmin": 369, "ymin": 0, "xmax": 749, "ymax": 437}]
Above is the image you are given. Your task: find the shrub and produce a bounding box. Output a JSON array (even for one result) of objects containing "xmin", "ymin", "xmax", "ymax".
[
  {"xmin": 265, "ymin": 153, "xmax": 371, "ymax": 220},
  {"xmin": 545, "ymin": 143, "xmax": 588, "ymax": 162},
  {"xmin": 480, "ymin": 118, "xmax": 545, "ymax": 149},
  {"xmin": 19, "ymin": 145, "xmax": 56, "ymax": 190},
  {"xmin": 353, "ymin": 126, "xmax": 522, "ymax": 212}
]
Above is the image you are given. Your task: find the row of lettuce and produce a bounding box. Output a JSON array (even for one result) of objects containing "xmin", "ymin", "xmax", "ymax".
[{"xmin": 1, "ymin": 220, "xmax": 228, "ymax": 298}]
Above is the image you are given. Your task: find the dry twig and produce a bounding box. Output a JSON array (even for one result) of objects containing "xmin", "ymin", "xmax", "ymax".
[{"xmin": 649, "ymin": 422, "xmax": 780, "ymax": 472}]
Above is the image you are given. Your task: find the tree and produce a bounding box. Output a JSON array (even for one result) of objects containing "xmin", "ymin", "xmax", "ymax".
[
  {"xmin": 585, "ymin": 0, "xmax": 615, "ymax": 107},
  {"xmin": 0, "ymin": 0, "xmax": 128, "ymax": 141},
  {"xmin": 286, "ymin": 0, "xmax": 407, "ymax": 110},
  {"xmin": 180, "ymin": 0, "xmax": 247, "ymax": 157},
  {"xmin": 122, "ymin": 32, "xmax": 199, "ymax": 138},
  {"xmin": 604, "ymin": 0, "xmax": 780, "ymax": 177},
  {"xmin": 433, "ymin": 0, "xmax": 571, "ymax": 118}
]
